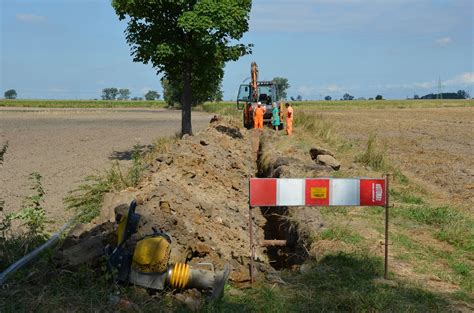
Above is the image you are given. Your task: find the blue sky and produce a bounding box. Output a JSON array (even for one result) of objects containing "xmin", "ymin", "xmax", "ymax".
[{"xmin": 1, "ymin": 0, "xmax": 473, "ymax": 100}]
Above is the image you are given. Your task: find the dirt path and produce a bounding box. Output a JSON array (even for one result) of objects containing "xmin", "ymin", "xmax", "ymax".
[{"xmin": 0, "ymin": 107, "xmax": 212, "ymax": 228}]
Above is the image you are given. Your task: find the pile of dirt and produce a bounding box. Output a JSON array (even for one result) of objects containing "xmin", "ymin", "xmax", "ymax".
[
  {"xmin": 59, "ymin": 118, "xmax": 272, "ymax": 282},
  {"xmin": 59, "ymin": 120, "xmax": 344, "ymax": 286}
]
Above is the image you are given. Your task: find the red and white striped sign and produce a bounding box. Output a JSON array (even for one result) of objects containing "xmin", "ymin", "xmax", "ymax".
[{"xmin": 250, "ymin": 178, "xmax": 386, "ymax": 207}]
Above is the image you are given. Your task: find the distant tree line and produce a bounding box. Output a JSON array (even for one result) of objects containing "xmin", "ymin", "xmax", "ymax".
[
  {"xmin": 417, "ymin": 90, "xmax": 470, "ymax": 100},
  {"xmin": 101, "ymin": 88, "xmax": 160, "ymax": 101}
]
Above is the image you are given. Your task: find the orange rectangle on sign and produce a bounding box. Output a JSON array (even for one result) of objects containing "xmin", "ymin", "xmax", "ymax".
[
  {"xmin": 310, "ymin": 187, "xmax": 327, "ymax": 199},
  {"xmin": 305, "ymin": 179, "xmax": 330, "ymax": 206}
]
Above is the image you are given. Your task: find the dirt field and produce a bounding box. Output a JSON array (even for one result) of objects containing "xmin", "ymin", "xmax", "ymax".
[
  {"xmin": 0, "ymin": 107, "xmax": 212, "ymax": 228},
  {"xmin": 317, "ymin": 106, "xmax": 474, "ymax": 207}
]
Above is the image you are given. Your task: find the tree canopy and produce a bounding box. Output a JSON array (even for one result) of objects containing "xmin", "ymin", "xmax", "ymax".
[
  {"xmin": 4, "ymin": 89, "xmax": 17, "ymax": 99},
  {"xmin": 272, "ymin": 77, "xmax": 290, "ymax": 100},
  {"xmin": 144, "ymin": 90, "xmax": 160, "ymax": 101},
  {"xmin": 112, "ymin": 0, "xmax": 252, "ymax": 135},
  {"xmin": 102, "ymin": 88, "xmax": 119, "ymax": 100},
  {"xmin": 118, "ymin": 88, "xmax": 131, "ymax": 100},
  {"xmin": 342, "ymin": 93, "xmax": 354, "ymax": 101}
]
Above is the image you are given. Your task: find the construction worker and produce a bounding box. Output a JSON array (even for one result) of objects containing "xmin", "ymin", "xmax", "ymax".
[
  {"xmin": 254, "ymin": 102, "xmax": 264, "ymax": 129},
  {"xmin": 285, "ymin": 102, "xmax": 293, "ymax": 135},
  {"xmin": 271, "ymin": 102, "xmax": 280, "ymax": 131}
]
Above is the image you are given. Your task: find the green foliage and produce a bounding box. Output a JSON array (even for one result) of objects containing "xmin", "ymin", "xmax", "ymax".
[
  {"xmin": 112, "ymin": 0, "xmax": 252, "ymax": 134},
  {"xmin": 272, "ymin": 77, "xmax": 290, "ymax": 100},
  {"xmin": 144, "ymin": 90, "xmax": 160, "ymax": 101},
  {"xmin": 117, "ymin": 88, "xmax": 130, "ymax": 100},
  {"xmin": 4, "ymin": 89, "xmax": 17, "ymax": 99},
  {"xmin": 65, "ymin": 144, "xmax": 146, "ymax": 223},
  {"xmin": 376, "ymin": 94, "xmax": 383, "ymax": 100},
  {"xmin": 101, "ymin": 87, "xmax": 119, "ymax": 100},
  {"xmin": 10, "ymin": 172, "xmax": 47, "ymax": 234},
  {"xmin": 356, "ymin": 134, "xmax": 387, "ymax": 170}
]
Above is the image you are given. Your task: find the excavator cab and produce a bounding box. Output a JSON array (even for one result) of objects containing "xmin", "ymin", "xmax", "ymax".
[{"xmin": 236, "ymin": 84, "xmax": 250, "ymax": 110}]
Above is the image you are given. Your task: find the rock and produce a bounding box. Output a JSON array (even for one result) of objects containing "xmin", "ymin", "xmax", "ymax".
[
  {"xmin": 174, "ymin": 289, "xmax": 202, "ymax": 312},
  {"xmin": 59, "ymin": 234, "xmax": 105, "ymax": 266},
  {"xmin": 199, "ymin": 140, "xmax": 209, "ymax": 146},
  {"xmin": 310, "ymin": 147, "xmax": 334, "ymax": 159},
  {"xmin": 316, "ymin": 154, "xmax": 340, "ymax": 170},
  {"xmin": 210, "ymin": 115, "xmax": 220, "ymax": 123},
  {"xmin": 97, "ymin": 191, "xmax": 138, "ymax": 224}
]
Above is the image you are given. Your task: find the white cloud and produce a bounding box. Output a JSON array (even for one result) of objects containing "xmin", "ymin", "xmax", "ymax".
[
  {"xmin": 434, "ymin": 37, "xmax": 453, "ymax": 47},
  {"xmin": 445, "ymin": 72, "xmax": 474, "ymax": 86},
  {"xmin": 379, "ymin": 72, "xmax": 474, "ymax": 91},
  {"xmin": 16, "ymin": 13, "xmax": 47, "ymax": 24},
  {"xmin": 249, "ymin": 0, "xmax": 471, "ymax": 35},
  {"xmin": 296, "ymin": 84, "xmax": 346, "ymax": 96}
]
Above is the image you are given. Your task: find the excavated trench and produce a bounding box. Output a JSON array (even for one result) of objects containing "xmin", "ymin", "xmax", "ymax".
[{"xmin": 254, "ymin": 137, "xmax": 307, "ymax": 270}]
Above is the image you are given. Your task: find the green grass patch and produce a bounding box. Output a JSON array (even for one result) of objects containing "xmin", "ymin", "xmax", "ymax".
[
  {"xmin": 210, "ymin": 252, "xmax": 452, "ymax": 312},
  {"xmin": 294, "ymin": 112, "xmax": 336, "ymax": 144},
  {"xmin": 390, "ymin": 189, "xmax": 424, "ymax": 205},
  {"xmin": 319, "ymin": 226, "xmax": 364, "ymax": 244}
]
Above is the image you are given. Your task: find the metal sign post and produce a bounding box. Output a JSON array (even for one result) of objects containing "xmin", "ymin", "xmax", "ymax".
[{"xmin": 384, "ymin": 174, "xmax": 390, "ymax": 280}]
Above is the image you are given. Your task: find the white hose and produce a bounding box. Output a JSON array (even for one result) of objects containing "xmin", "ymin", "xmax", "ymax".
[{"xmin": 0, "ymin": 221, "xmax": 72, "ymax": 285}]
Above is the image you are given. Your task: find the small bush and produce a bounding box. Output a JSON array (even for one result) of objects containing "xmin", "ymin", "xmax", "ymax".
[
  {"xmin": 356, "ymin": 134, "xmax": 387, "ymax": 170},
  {"xmin": 9, "ymin": 172, "xmax": 47, "ymax": 234}
]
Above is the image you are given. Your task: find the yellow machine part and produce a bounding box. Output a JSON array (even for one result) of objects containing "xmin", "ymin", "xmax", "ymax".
[
  {"xmin": 132, "ymin": 236, "xmax": 171, "ymax": 273},
  {"xmin": 117, "ymin": 214, "xmax": 127, "ymax": 245},
  {"xmin": 168, "ymin": 263, "xmax": 191, "ymax": 289}
]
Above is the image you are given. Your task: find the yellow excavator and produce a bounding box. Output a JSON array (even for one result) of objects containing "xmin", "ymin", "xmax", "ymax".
[{"xmin": 237, "ymin": 62, "xmax": 284, "ymax": 129}]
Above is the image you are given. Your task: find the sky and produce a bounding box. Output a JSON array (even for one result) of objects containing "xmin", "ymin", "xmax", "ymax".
[{"xmin": 1, "ymin": 0, "xmax": 473, "ymax": 100}]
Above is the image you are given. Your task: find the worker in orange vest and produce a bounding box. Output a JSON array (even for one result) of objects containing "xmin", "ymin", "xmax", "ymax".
[
  {"xmin": 285, "ymin": 102, "xmax": 293, "ymax": 135},
  {"xmin": 254, "ymin": 102, "xmax": 264, "ymax": 129}
]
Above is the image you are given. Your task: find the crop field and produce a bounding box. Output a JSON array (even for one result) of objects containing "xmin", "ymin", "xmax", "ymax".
[{"xmin": 0, "ymin": 99, "xmax": 167, "ymax": 108}]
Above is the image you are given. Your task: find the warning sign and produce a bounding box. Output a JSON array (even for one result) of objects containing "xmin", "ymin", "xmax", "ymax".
[
  {"xmin": 310, "ymin": 187, "xmax": 327, "ymax": 199},
  {"xmin": 305, "ymin": 179, "xmax": 330, "ymax": 206},
  {"xmin": 360, "ymin": 179, "xmax": 385, "ymax": 206}
]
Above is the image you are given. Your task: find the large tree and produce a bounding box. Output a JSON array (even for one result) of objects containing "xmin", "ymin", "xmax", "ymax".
[
  {"xmin": 112, "ymin": 0, "xmax": 252, "ymax": 135},
  {"xmin": 272, "ymin": 77, "xmax": 290, "ymax": 100}
]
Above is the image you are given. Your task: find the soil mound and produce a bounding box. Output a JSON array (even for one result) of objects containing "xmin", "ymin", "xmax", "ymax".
[{"xmin": 61, "ymin": 119, "xmax": 270, "ymax": 282}]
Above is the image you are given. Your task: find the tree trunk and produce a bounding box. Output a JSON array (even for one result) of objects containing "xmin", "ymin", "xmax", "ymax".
[{"xmin": 181, "ymin": 62, "xmax": 193, "ymax": 136}]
